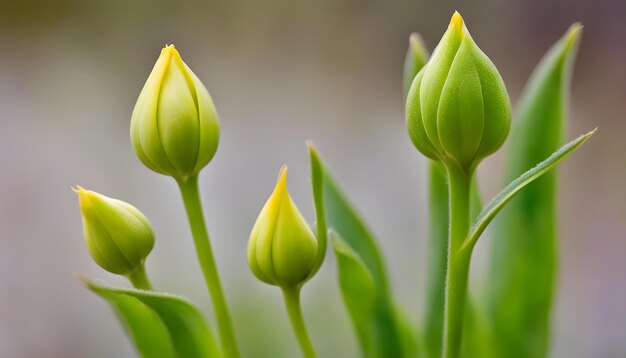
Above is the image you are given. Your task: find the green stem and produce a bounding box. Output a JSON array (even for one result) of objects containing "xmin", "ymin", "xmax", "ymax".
[
  {"xmin": 127, "ymin": 263, "xmax": 152, "ymax": 290},
  {"xmin": 442, "ymin": 164, "xmax": 473, "ymax": 358},
  {"xmin": 282, "ymin": 286, "xmax": 316, "ymax": 358},
  {"xmin": 177, "ymin": 175, "xmax": 240, "ymax": 358}
]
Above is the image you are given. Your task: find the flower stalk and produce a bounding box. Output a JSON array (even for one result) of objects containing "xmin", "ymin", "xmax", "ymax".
[
  {"xmin": 283, "ymin": 286, "xmax": 317, "ymax": 358},
  {"xmin": 442, "ymin": 164, "xmax": 473, "ymax": 358},
  {"xmin": 127, "ymin": 264, "xmax": 152, "ymax": 290},
  {"xmin": 178, "ymin": 175, "xmax": 240, "ymax": 358}
]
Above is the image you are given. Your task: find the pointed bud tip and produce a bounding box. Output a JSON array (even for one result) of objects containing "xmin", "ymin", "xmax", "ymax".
[
  {"xmin": 160, "ymin": 44, "xmax": 179, "ymax": 59},
  {"xmin": 72, "ymin": 185, "xmax": 91, "ymax": 199},
  {"xmin": 450, "ymin": 11, "xmax": 464, "ymax": 30},
  {"xmin": 276, "ymin": 165, "xmax": 288, "ymax": 191}
]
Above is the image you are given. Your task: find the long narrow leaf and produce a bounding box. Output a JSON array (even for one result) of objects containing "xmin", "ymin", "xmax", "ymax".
[
  {"xmin": 308, "ymin": 142, "xmax": 328, "ymax": 279},
  {"xmin": 330, "ymin": 231, "xmax": 376, "ymax": 356},
  {"xmin": 308, "ymin": 145, "xmax": 410, "ymax": 356},
  {"xmin": 422, "ymin": 161, "xmax": 448, "ymax": 357},
  {"xmin": 463, "ymin": 130, "xmax": 594, "ymax": 252},
  {"xmin": 485, "ymin": 24, "xmax": 583, "ymax": 358},
  {"xmin": 82, "ymin": 277, "xmax": 220, "ymax": 358}
]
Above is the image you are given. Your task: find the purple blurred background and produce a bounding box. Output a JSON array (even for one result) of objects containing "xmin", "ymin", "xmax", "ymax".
[{"xmin": 0, "ymin": 0, "xmax": 624, "ymax": 356}]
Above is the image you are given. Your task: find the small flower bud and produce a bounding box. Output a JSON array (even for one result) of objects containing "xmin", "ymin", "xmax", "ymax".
[
  {"xmin": 131, "ymin": 45, "xmax": 220, "ymax": 181},
  {"xmin": 74, "ymin": 186, "xmax": 154, "ymax": 275},
  {"xmin": 247, "ymin": 166, "xmax": 318, "ymax": 288},
  {"xmin": 406, "ymin": 12, "xmax": 511, "ymax": 171}
]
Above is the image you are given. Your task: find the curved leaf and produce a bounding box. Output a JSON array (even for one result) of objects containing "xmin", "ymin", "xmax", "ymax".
[
  {"xmin": 308, "ymin": 142, "xmax": 328, "ymax": 279},
  {"xmin": 331, "ymin": 231, "xmax": 376, "ymax": 356},
  {"xmin": 308, "ymin": 145, "xmax": 410, "ymax": 357},
  {"xmin": 463, "ymin": 129, "xmax": 594, "ymax": 252},
  {"xmin": 486, "ymin": 24, "xmax": 583, "ymax": 357},
  {"xmin": 81, "ymin": 277, "xmax": 220, "ymax": 358}
]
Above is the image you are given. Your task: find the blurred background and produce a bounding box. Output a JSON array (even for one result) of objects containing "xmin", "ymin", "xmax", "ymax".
[{"xmin": 0, "ymin": 0, "xmax": 624, "ymax": 357}]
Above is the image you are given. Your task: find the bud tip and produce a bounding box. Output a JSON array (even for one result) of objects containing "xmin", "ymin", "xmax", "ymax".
[
  {"xmin": 277, "ymin": 165, "xmax": 288, "ymax": 190},
  {"xmin": 450, "ymin": 11, "xmax": 464, "ymax": 30},
  {"xmin": 160, "ymin": 44, "xmax": 177, "ymax": 57}
]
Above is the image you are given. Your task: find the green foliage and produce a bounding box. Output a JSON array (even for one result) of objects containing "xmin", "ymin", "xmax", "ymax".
[
  {"xmin": 330, "ymin": 232, "xmax": 376, "ymax": 355},
  {"xmin": 74, "ymin": 14, "xmax": 594, "ymax": 358},
  {"xmin": 467, "ymin": 130, "xmax": 593, "ymax": 252},
  {"xmin": 82, "ymin": 277, "xmax": 220, "ymax": 358},
  {"xmin": 309, "ymin": 147, "xmax": 413, "ymax": 357},
  {"xmin": 486, "ymin": 24, "xmax": 583, "ymax": 358},
  {"xmin": 422, "ymin": 161, "xmax": 449, "ymax": 358}
]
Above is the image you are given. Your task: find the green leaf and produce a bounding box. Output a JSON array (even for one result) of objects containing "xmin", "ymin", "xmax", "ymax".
[
  {"xmin": 308, "ymin": 142, "xmax": 328, "ymax": 279},
  {"xmin": 403, "ymin": 33, "xmax": 430, "ymax": 98},
  {"xmin": 485, "ymin": 24, "xmax": 583, "ymax": 358},
  {"xmin": 330, "ymin": 231, "xmax": 376, "ymax": 356},
  {"xmin": 308, "ymin": 145, "xmax": 410, "ymax": 357},
  {"xmin": 463, "ymin": 130, "xmax": 594, "ymax": 253},
  {"xmin": 422, "ymin": 161, "xmax": 448, "ymax": 358},
  {"xmin": 81, "ymin": 277, "xmax": 220, "ymax": 358}
]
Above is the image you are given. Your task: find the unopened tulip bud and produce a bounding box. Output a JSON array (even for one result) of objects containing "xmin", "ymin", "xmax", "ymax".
[
  {"xmin": 406, "ymin": 12, "xmax": 511, "ymax": 172},
  {"xmin": 247, "ymin": 166, "xmax": 318, "ymax": 288},
  {"xmin": 131, "ymin": 45, "xmax": 220, "ymax": 182},
  {"xmin": 74, "ymin": 186, "xmax": 154, "ymax": 276}
]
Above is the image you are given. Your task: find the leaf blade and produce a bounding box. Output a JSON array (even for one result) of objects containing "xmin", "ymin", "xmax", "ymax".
[
  {"xmin": 330, "ymin": 231, "xmax": 376, "ymax": 356},
  {"xmin": 465, "ymin": 129, "xmax": 594, "ymax": 252},
  {"xmin": 484, "ymin": 24, "xmax": 583, "ymax": 357},
  {"xmin": 82, "ymin": 278, "xmax": 220, "ymax": 358},
  {"xmin": 309, "ymin": 146, "xmax": 409, "ymax": 357}
]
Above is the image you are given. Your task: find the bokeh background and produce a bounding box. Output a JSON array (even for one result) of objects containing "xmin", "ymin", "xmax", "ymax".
[{"xmin": 0, "ymin": 0, "xmax": 624, "ymax": 357}]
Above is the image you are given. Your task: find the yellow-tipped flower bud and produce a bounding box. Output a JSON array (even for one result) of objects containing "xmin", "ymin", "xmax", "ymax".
[
  {"xmin": 131, "ymin": 45, "xmax": 220, "ymax": 181},
  {"xmin": 406, "ymin": 12, "xmax": 511, "ymax": 171},
  {"xmin": 74, "ymin": 186, "xmax": 155, "ymax": 275},
  {"xmin": 247, "ymin": 166, "xmax": 318, "ymax": 288}
]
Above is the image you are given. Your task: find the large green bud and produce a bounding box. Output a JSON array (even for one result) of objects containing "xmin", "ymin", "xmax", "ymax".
[
  {"xmin": 131, "ymin": 45, "xmax": 220, "ymax": 182},
  {"xmin": 74, "ymin": 186, "xmax": 154, "ymax": 275},
  {"xmin": 406, "ymin": 12, "xmax": 511, "ymax": 172},
  {"xmin": 247, "ymin": 166, "xmax": 318, "ymax": 288}
]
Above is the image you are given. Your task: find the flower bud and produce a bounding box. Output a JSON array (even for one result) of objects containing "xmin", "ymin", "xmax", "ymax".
[
  {"xmin": 247, "ymin": 166, "xmax": 318, "ymax": 288},
  {"xmin": 406, "ymin": 12, "xmax": 511, "ymax": 171},
  {"xmin": 131, "ymin": 45, "xmax": 220, "ymax": 181},
  {"xmin": 74, "ymin": 186, "xmax": 154, "ymax": 275}
]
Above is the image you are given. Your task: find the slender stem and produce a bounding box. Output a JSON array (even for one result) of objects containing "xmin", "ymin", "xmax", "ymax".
[
  {"xmin": 442, "ymin": 163, "xmax": 473, "ymax": 358},
  {"xmin": 282, "ymin": 286, "xmax": 316, "ymax": 358},
  {"xmin": 127, "ymin": 263, "xmax": 152, "ymax": 290},
  {"xmin": 177, "ymin": 175, "xmax": 240, "ymax": 358}
]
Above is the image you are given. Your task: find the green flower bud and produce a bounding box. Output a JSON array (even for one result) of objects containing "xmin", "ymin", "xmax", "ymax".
[
  {"xmin": 247, "ymin": 166, "xmax": 318, "ymax": 288},
  {"xmin": 131, "ymin": 45, "xmax": 220, "ymax": 181},
  {"xmin": 406, "ymin": 12, "xmax": 511, "ymax": 171},
  {"xmin": 74, "ymin": 186, "xmax": 155, "ymax": 275},
  {"xmin": 403, "ymin": 32, "xmax": 429, "ymax": 98}
]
